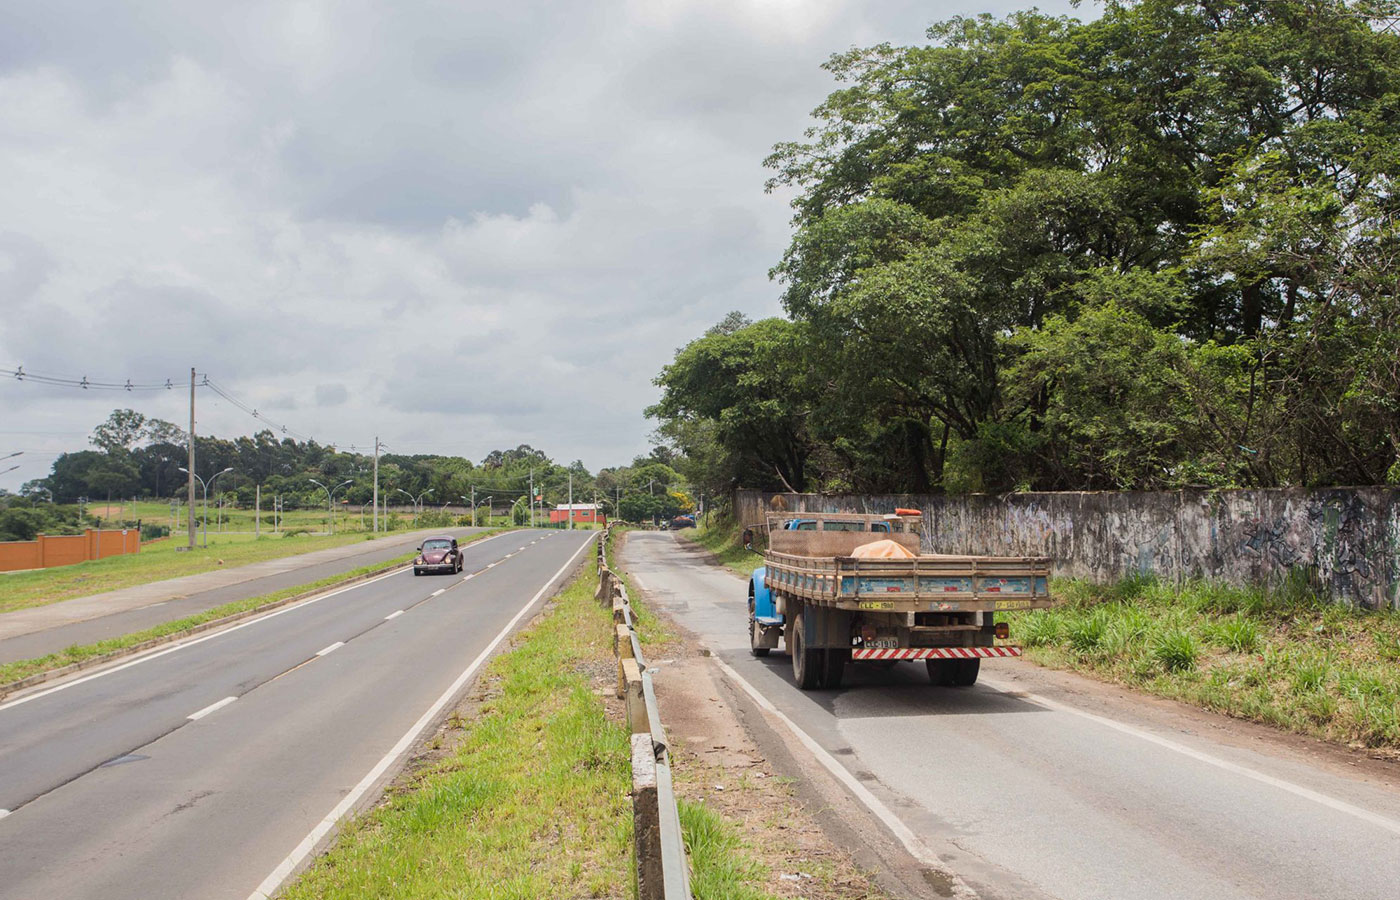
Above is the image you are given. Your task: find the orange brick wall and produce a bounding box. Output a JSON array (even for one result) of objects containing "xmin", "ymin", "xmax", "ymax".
[{"xmin": 0, "ymin": 529, "xmax": 142, "ymax": 573}]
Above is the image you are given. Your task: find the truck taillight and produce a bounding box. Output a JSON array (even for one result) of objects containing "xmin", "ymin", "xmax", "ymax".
[{"xmin": 994, "ymin": 622, "xmax": 1009, "ymax": 639}]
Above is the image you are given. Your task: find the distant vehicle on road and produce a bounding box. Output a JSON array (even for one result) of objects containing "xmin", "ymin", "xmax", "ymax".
[
  {"xmin": 413, "ymin": 536, "xmax": 463, "ymax": 576},
  {"xmin": 667, "ymin": 515, "xmax": 696, "ymax": 530}
]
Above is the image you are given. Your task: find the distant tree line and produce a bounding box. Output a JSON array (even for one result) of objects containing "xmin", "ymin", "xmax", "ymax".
[
  {"xmin": 651, "ymin": 0, "xmax": 1400, "ymax": 497},
  {"xmin": 15, "ymin": 409, "xmax": 692, "ymax": 525}
]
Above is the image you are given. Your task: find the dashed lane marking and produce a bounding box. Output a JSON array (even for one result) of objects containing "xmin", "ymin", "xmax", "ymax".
[
  {"xmin": 315, "ymin": 642, "xmax": 344, "ymax": 657},
  {"xmin": 188, "ymin": 696, "xmax": 238, "ymax": 721},
  {"xmin": 384, "ymin": 610, "xmax": 404, "ymax": 620}
]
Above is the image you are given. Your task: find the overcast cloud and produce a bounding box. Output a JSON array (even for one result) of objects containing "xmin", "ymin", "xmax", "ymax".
[{"xmin": 0, "ymin": 0, "xmax": 1081, "ymax": 488}]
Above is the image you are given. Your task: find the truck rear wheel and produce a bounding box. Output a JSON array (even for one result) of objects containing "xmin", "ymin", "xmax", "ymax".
[
  {"xmin": 789, "ymin": 609, "xmax": 822, "ymax": 690},
  {"xmin": 821, "ymin": 648, "xmax": 848, "ymax": 689},
  {"xmin": 926, "ymin": 659, "xmax": 953, "ymax": 685},
  {"xmin": 951, "ymin": 657, "xmax": 980, "ymax": 686},
  {"xmin": 748, "ymin": 598, "xmax": 769, "ymax": 658}
]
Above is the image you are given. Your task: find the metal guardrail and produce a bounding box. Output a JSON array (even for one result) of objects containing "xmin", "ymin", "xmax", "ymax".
[{"xmin": 598, "ymin": 528, "xmax": 691, "ymax": 900}]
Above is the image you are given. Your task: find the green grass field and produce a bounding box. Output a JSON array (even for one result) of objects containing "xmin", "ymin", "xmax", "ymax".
[{"xmin": 1008, "ymin": 575, "xmax": 1400, "ymax": 751}]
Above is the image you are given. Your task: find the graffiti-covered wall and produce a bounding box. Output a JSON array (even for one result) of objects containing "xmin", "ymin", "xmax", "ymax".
[{"xmin": 733, "ymin": 488, "xmax": 1400, "ymax": 610}]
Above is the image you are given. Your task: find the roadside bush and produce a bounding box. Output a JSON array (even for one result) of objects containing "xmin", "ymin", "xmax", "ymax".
[
  {"xmin": 1019, "ymin": 611, "xmax": 1063, "ymax": 647},
  {"xmin": 1068, "ymin": 608, "xmax": 1111, "ymax": 655},
  {"xmin": 1211, "ymin": 617, "xmax": 1260, "ymax": 653},
  {"xmin": 140, "ymin": 523, "xmax": 170, "ymax": 541},
  {"xmin": 1151, "ymin": 628, "xmax": 1198, "ymax": 672}
]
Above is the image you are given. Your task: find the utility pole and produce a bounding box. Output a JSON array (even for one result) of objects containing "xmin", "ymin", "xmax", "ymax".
[
  {"xmin": 568, "ymin": 472, "xmax": 573, "ymax": 530},
  {"xmin": 471, "ymin": 485, "xmax": 476, "ymax": 526},
  {"xmin": 255, "ymin": 484, "xmax": 261, "ymax": 539},
  {"xmin": 372, "ymin": 435, "xmax": 380, "ymax": 534},
  {"xmin": 187, "ymin": 368, "xmax": 197, "ymax": 550},
  {"xmin": 529, "ymin": 468, "xmax": 534, "ymax": 529}
]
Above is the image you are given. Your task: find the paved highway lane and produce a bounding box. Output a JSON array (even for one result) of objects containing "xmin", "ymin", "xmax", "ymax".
[
  {"xmin": 621, "ymin": 532, "xmax": 1400, "ymax": 900},
  {"xmin": 0, "ymin": 528, "xmax": 596, "ymax": 900},
  {"xmin": 0, "ymin": 526, "xmax": 488, "ymax": 664}
]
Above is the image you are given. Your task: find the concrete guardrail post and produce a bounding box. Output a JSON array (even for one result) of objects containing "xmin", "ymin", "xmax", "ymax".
[
  {"xmin": 631, "ymin": 733, "xmax": 664, "ymax": 900},
  {"xmin": 621, "ymin": 657, "xmax": 647, "ymax": 733}
]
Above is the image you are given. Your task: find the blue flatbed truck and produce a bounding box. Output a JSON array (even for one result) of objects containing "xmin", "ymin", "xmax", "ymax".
[{"xmin": 746, "ymin": 512, "xmax": 1056, "ymax": 689}]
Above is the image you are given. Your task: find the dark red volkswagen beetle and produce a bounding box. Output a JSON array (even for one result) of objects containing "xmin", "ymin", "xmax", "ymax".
[{"xmin": 413, "ymin": 536, "xmax": 463, "ymax": 576}]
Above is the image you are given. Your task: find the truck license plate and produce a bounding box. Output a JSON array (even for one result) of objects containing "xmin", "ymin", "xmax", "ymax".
[
  {"xmin": 994, "ymin": 599, "xmax": 1034, "ymax": 610},
  {"xmin": 866, "ymin": 637, "xmax": 899, "ymax": 649}
]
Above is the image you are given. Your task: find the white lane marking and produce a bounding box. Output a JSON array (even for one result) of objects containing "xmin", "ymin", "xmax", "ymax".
[
  {"xmin": 247, "ymin": 532, "xmax": 598, "ymax": 900},
  {"xmin": 486, "ymin": 562, "xmax": 497, "ymax": 568},
  {"xmin": 0, "ymin": 809, "xmax": 10, "ymax": 820},
  {"xmin": 978, "ymin": 676, "xmax": 1400, "ymax": 837},
  {"xmin": 431, "ymin": 588, "xmax": 446, "ymax": 597},
  {"xmin": 0, "ymin": 531, "xmax": 521, "ymax": 713},
  {"xmin": 711, "ymin": 658, "xmax": 964, "ymax": 886},
  {"xmin": 384, "ymin": 610, "xmax": 404, "ymax": 620},
  {"xmin": 315, "ymin": 642, "xmax": 344, "ymax": 657},
  {"xmin": 188, "ymin": 696, "xmax": 238, "ymax": 720}
]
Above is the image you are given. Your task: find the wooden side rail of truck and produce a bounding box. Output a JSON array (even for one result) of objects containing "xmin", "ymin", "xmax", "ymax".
[{"xmin": 746, "ymin": 512, "xmax": 1057, "ymax": 690}]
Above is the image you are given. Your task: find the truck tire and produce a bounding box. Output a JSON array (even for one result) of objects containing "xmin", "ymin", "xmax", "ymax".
[
  {"xmin": 789, "ymin": 609, "xmax": 822, "ymax": 690},
  {"xmin": 950, "ymin": 657, "xmax": 980, "ymax": 686},
  {"xmin": 926, "ymin": 659, "xmax": 954, "ymax": 686},
  {"xmin": 821, "ymin": 648, "xmax": 848, "ymax": 689},
  {"xmin": 748, "ymin": 598, "xmax": 769, "ymax": 658}
]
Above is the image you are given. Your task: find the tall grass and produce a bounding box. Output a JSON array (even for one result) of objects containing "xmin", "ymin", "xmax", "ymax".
[{"xmin": 1009, "ymin": 573, "xmax": 1400, "ymax": 750}]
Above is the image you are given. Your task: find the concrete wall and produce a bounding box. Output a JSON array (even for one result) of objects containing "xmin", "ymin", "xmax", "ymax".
[
  {"xmin": 0, "ymin": 529, "xmax": 143, "ymax": 573},
  {"xmin": 735, "ymin": 488, "xmax": 1400, "ymax": 610}
]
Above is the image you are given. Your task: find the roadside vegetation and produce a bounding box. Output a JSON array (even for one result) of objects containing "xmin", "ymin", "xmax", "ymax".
[
  {"xmin": 1008, "ymin": 575, "xmax": 1400, "ymax": 752},
  {"xmin": 685, "ymin": 515, "xmax": 762, "ymax": 578}
]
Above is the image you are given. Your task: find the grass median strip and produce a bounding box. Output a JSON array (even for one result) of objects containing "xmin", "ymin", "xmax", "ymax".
[
  {"xmin": 1007, "ymin": 574, "xmax": 1400, "ymax": 752},
  {"xmin": 281, "ymin": 554, "xmax": 633, "ymax": 900},
  {"xmin": 0, "ymin": 528, "xmax": 509, "ymax": 689}
]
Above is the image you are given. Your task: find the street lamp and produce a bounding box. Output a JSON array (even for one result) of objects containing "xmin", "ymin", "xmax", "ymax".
[
  {"xmin": 179, "ymin": 466, "xmax": 232, "ymax": 548},
  {"xmin": 394, "ymin": 488, "xmax": 432, "ymax": 525},
  {"xmin": 310, "ymin": 478, "xmax": 354, "ymax": 535}
]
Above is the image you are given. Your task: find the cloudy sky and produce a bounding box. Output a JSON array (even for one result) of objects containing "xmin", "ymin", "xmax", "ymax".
[{"xmin": 0, "ymin": 0, "xmax": 1083, "ymax": 489}]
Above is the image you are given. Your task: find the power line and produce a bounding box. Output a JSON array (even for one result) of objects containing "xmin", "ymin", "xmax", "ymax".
[
  {"xmin": 3, "ymin": 365, "xmax": 175, "ymax": 392},
  {"xmin": 199, "ymin": 376, "xmax": 315, "ymax": 444}
]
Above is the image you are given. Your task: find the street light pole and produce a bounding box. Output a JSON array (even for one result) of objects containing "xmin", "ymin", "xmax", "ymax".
[
  {"xmin": 179, "ymin": 466, "xmax": 231, "ymax": 549},
  {"xmin": 310, "ymin": 478, "xmax": 353, "ymax": 535}
]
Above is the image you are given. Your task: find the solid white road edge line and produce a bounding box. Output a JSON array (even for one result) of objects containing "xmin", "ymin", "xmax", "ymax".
[
  {"xmin": 188, "ymin": 696, "xmax": 238, "ymax": 721},
  {"xmin": 977, "ymin": 676, "xmax": 1400, "ymax": 837},
  {"xmin": 0, "ymin": 531, "xmax": 521, "ymax": 713},
  {"xmin": 710, "ymin": 656, "xmax": 974, "ymax": 897},
  {"xmin": 384, "ymin": 610, "xmax": 404, "ymax": 620},
  {"xmin": 315, "ymin": 643, "xmax": 344, "ymax": 657},
  {"xmin": 246, "ymin": 532, "xmax": 598, "ymax": 900}
]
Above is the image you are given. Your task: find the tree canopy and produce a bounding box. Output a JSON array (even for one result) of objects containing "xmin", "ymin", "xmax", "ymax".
[{"xmin": 651, "ymin": 0, "xmax": 1400, "ymax": 496}]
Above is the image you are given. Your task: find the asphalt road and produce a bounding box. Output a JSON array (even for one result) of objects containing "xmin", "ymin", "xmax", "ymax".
[
  {"xmin": 0, "ymin": 527, "xmax": 488, "ymax": 665},
  {"xmin": 0, "ymin": 528, "xmax": 595, "ymax": 900},
  {"xmin": 622, "ymin": 532, "xmax": 1400, "ymax": 900}
]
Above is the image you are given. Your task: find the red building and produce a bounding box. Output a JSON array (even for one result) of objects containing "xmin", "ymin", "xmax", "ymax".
[{"xmin": 550, "ymin": 503, "xmax": 605, "ymax": 525}]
